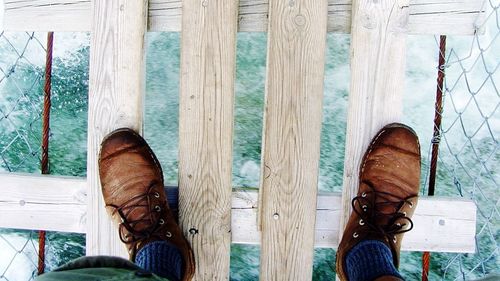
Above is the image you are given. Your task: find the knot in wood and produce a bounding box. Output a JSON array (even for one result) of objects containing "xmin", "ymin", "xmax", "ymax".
[{"xmin": 294, "ymin": 14, "xmax": 306, "ymax": 27}]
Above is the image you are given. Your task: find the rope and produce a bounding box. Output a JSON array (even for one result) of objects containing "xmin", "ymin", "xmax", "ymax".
[
  {"xmin": 422, "ymin": 35, "xmax": 447, "ymax": 281},
  {"xmin": 41, "ymin": 32, "xmax": 53, "ymax": 175},
  {"xmin": 38, "ymin": 31, "xmax": 54, "ymax": 276}
]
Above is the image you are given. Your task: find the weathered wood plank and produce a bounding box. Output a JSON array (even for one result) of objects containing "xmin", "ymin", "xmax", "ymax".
[
  {"xmin": 234, "ymin": 190, "xmax": 476, "ymax": 253},
  {"xmin": 338, "ymin": 0, "xmax": 409, "ymax": 277},
  {"xmin": 178, "ymin": 0, "xmax": 238, "ymax": 279},
  {"xmin": 407, "ymin": 0, "xmax": 487, "ymax": 35},
  {"xmin": 0, "ymin": 174, "xmax": 476, "ymax": 253},
  {"xmin": 258, "ymin": 0, "xmax": 328, "ymax": 279},
  {"xmin": 86, "ymin": 0, "xmax": 148, "ymax": 257},
  {"xmin": 3, "ymin": 0, "xmax": 91, "ymax": 31},
  {"xmin": 0, "ymin": 173, "xmax": 86, "ymax": 233},
  {"xmin": 2, "ymin": 0, "xmax": 485, "ymax": 35}
]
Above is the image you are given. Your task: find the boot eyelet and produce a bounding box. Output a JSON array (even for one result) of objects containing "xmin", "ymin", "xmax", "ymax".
[
  {"xmin": 362, "ymin": 205, "xmax": 367, "ymax": 211},
  {"xmin": 353, "ymin": 232, "xmax": 359, "ymax": 238},
  {"xmin": 154, "ymin": 192, "xmax": 160, "ymax": 198},
  {"xmin": 359, "ymin": 219, "xmax": 365, "ymax": 225},
  {"xmin": 402, "ymin": 211, "xmax": 407, "ymax": 216},
  {"xmin": 409, "ymin": 202, "xmax": 413, "ymax": 208},
  {"xmin": 393, "ymin": 237, "xmax": 397, "ymax": 243},
  {"xmin": 396, "ymin": 223, "xmax": 401, "ymax": 227},
  {"xmin": 361, "ymin": 192, "xmax": 367, "ymax": 198},
  {"xmin": 166, "ymin": 231, "xmax": 172, "ymax": 238},
  {"xmin": 159, "ymin": 219, "xmax": 165, "ymax": 225},
  {"xmin": 154, "ymin": 205, "xmax": 161, "ymax": 212}
]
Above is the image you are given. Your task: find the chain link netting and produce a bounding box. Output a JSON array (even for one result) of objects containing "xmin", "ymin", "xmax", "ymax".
[
  {"xmin": 421, "ymin": 0, "xmax": 499, "ymax": 279},
  {"xmin": 0, "ymin": 32, "xmax": 46, "ymax": 173},
  {"xmin": 0, "ymin": 31, "xmax": 87, "ymax": 281},
  {"xmin": 0, "ymin": 31, "xmax": 46, "ymax": 281}
]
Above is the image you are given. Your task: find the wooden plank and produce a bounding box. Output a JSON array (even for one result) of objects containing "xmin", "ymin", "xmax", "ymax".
[
  {"xmin": 408, "ymin": 0, "xmax": 487, "ymax": 35},
  {"xmin": 233, "ymin": 190, "xmax": 476, "ymax": 253},
  {"xmin": 178, "ymin": 0, "xmax": 238, "ymax": 279},
  {"xmin": 86, "ymin": 0, "xmax": 148, "ymax": 257},
  {"xmin": 258, "ymin": 0, "xmax": 328, "ymax": 279},
  {"xmin": 2, "ymin": 0, "xmax": 485, "ymax": 35},
  {"xmin": 0, "ymin": 173, "xmax": 86, "ymax": 233},
  {"xmin": 3, "ymin": 0, "xmax": 91, "ymax": 31},
  {"xmin": 339, "ymin": 0, "xmax": 410, "ymax": 254},
  {"xmin": 0, "ymin": 174, "xmax": 476, "ymax": 253}
]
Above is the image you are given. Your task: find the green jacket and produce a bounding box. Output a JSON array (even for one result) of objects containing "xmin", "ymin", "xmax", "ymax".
[{"xmin": 35, "ymin": 256, "xmax": 169, "ymax": 281}]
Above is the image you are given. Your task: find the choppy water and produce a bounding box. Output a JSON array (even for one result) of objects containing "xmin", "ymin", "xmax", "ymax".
[{"xmin": 0, "ymin": 17, "xmax": 498, "ymax": 281}]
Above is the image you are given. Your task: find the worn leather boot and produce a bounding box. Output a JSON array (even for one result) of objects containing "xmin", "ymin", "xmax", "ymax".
[
  {"xmin": 99, "ymin": 128, "xmax": 195, "ymax": 281},
  {"xmin": 336, "ymin": 123, "xmax": 421, "ymax": 280}
]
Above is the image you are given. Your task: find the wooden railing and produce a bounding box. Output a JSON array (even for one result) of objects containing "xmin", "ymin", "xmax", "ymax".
[{"xmin": 0, "ymin": 0, "xmax": 483, "ymax": 280}]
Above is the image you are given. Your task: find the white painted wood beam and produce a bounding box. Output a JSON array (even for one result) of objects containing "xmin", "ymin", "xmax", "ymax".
[
  {"xmin": 258, "ymin": 0, "xmax": 328, "ymax": 279},
  {"xmin": 2, "ymin": 0, "xmax": 485, "ymax": 35},
  {"xmin": 338, "ymin": 0, "xmax": 410, "ymax": 266},
  {"xmin": 0, "ymin": 173, "xmax": 86, "ymax": 233},
  {"xmin": 0, "ymin": 174, "xmax": 476, "ymax": 253},
  {"xmin": 178, "ymin": 0, "xmax": 238, "ymax": 279},
  {"xmin": 86, "ymin": 0, "xmax": 148, "ymax": 257}
]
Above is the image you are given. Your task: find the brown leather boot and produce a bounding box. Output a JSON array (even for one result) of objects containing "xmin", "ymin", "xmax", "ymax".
[
  {"xmin": 336, "ymin": 123, "xmax": 421, "ymax": 280},
  {"xmin": 99, "ymin": 128, "xmax": 195, "ymax": 281}
]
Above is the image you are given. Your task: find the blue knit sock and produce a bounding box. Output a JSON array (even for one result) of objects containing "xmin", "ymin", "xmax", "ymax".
[
  {"xmin": 135, "ymin": 241, "xmax": 183, "ymax": 281},
  {"xmin": 345, "ymin": 240, "xmax": 404, "ymax": 281}
]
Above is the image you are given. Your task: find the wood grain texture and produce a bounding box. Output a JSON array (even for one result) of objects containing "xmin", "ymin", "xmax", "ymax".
[
  {"xmin": 3, "ymin": 0, "xmax": 485, "ymax": 35},
  {"xmin": 178, "ymin": 0, "xmax": 238, "ymax": 279},
  {"xmin": 0, "ymin": 173, "xmax": 86, "ymax": 233},
  {"xmin": 338, "ymin": 0, "xmax": 409, "ymax": 276},
  {"xmin": 0, "ymin": 174, "xmax": 476, "ymax": 253},
  {"xmin": 86, "ymin": 0, "xmax": 148, "ymax": 257},
  {"xmin": 258, "ymin": 0, "xmax": 328, "ymax": 279},
  {"xmin": 233, "ymin": 190, "xmax": 476, "ymax": 253}
]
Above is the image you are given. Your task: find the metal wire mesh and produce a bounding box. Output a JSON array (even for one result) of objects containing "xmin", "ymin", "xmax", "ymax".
[
  {"xmin": 0, "ymin": 32, "xmax": 45, "ymax": 173},
  {"xmin": 421, "ymin": 0, "xmax": 499, "ymax": 279},
  {"xmin": 0, "ymin": 31, "xmax": 88, "ymax": 280},
  {"xmin": 0, "ymin": 31, "xmax": 47, "ymax": 281}
]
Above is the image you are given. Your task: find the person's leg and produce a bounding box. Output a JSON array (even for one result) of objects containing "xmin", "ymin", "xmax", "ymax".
[
  {"xmin": 35, "ymin": 255, "xmax": 166, "ymax": 281},
  {"xmin": 374, "ymin": 276, "xmax": 404, "ymax": 281},
  {"xmin": 336, "ymin": 123, "xmax": 421, "ymax": 281}
]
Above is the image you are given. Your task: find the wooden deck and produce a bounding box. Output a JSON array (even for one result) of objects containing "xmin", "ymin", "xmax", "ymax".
[{"xmin": 0, "ymin": 0, "xmax": 485, "ymax": 279}]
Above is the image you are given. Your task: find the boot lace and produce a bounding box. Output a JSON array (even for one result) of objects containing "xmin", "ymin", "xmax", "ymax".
[
  {"xmin": 106, "ymin": 180, "xmax": 166, "ymax": 245},
  {"xmin": 351, "ymin": 180, "xmax": 416, "ymax": 243}
]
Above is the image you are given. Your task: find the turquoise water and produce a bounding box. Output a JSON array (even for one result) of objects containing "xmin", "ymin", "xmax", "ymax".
[{"xmin": 0, "ymin": 27, "xmax": 498, "ymax": 281}]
